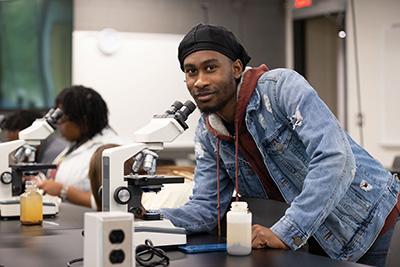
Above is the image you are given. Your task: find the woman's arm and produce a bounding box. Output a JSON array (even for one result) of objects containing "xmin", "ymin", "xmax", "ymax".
[
  {"xmin": 64, "ymin": 185, "xmax": 92, "ymax": 208},
  {"xmin": 38, "ymin": 179, "xmax": 92, "ymax": 208}
]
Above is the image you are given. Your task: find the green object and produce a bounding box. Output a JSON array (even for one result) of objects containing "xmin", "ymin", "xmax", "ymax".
[{"xmin": 0, "ymin": 0, "xmax": 72, "ymax": 109}]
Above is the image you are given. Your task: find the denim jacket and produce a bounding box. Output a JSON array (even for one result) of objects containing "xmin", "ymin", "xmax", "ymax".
[{"xmin": 161, "ymin": 68, "xmax": 400, "ymax": 261}]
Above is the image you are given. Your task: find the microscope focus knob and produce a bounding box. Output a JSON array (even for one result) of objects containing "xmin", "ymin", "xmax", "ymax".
[
  {"xmin": 114, "ymin": 186, "xmax": 131, "ymax": 205},
  {"xmin": 0, "ymin": 171, "xmax": 12, "ymax": 184}
]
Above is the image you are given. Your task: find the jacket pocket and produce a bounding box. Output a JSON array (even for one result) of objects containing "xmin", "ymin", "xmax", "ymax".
[
  {"xmin": 323, "ymin": 195, "xmax": 369, "ymax": 247},
  {"xmin": 262, "ymin": 125, "xmax": 309, "ymax": 184},
  {"xmin": 336, "ymin": 189, "xmax": 372, "ymax": 225},
  {"xmin": 324, "ymin": 186, "xmax": 373, "ymax": 246}
]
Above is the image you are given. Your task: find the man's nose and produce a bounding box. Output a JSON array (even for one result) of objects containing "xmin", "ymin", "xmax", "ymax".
[{"xmin": 194, "ymin": 72, "xmax": 209, "ymax": 89}]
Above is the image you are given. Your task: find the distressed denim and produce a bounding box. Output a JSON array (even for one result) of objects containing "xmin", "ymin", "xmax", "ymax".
[{"xmin": 161, "ymin": 69, "xmax": 400, "ymax": 262}]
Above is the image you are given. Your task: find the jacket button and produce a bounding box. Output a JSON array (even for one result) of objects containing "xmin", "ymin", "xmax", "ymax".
[
  {"xmin": 275, "ymin": 143, "xmax": 284, "ymax": 151},
  {"xmin": 293, "ymin": 236, "xmax": 303, "ymax": 247}
]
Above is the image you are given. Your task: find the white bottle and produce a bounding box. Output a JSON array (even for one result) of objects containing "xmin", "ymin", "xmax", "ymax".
[{"xmin": 226, "ymin": 201, "xmax": 252, "ymax": 255}]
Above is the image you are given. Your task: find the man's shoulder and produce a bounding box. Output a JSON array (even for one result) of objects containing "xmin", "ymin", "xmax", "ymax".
[{"xmin": 259, "ymin": 68, "xmax": 298, "ymax": 82}]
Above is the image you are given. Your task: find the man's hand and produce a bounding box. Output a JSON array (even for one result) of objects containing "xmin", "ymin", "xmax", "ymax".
[
  {"xmin": 252, "ymin": 224, "xmax": 289, "ymax": 249},
  {"xmin": 37, "ymin": 179, "xmax": 63, "ymax": 196}
]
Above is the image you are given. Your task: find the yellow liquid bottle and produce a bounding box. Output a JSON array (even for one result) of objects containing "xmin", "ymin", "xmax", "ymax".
[{"xmin": 20, "ymin": 181, "xmax": 43, "ymax": 225}]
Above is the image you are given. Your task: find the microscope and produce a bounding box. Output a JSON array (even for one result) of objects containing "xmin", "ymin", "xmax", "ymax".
[
  {"xmin": 0, "ymin": 108, "xmax": 63, "ymax": 218},
  {"xmin": 102, "ymin": 100, "xmax": 196, "ymax": 247}
]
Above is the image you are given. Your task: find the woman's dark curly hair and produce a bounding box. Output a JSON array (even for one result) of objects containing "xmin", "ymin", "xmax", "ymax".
[{"xmin": 55, "ymin": 85, "xmax": 109, "ymax": 140}]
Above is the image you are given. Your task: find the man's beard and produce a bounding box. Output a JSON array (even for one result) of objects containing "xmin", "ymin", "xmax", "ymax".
[
  {"xmin": 195, "ymin": 78, "xmax": 237, "ymax": 114},
  {"xmin": 197, "ymin": 97, "xmax": 230, "ymax": 114}
]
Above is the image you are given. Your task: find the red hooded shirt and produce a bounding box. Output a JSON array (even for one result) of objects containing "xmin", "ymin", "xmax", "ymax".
[{"xmin": 205, "ymin": 64, "xmax": 284, "ymax": 202}]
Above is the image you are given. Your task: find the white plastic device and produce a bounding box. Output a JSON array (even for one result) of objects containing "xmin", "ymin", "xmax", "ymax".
[{"xmin": 84, "ymin": 212, "xmax": 134, "ymax": 267}]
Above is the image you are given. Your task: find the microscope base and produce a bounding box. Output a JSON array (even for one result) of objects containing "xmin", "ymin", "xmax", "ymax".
[
  {"xmin": 134, "ymin": 219, "xmax": 187, "ymax": 247},
  {"xmin": 0, "ymin": 196, "xmax": 59, "ymax": 219}
]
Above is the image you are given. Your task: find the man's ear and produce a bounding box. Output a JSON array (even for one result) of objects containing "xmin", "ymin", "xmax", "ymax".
[{"xmin": 232, "ymin": 59, "xmax": 244, "ymax": 79}]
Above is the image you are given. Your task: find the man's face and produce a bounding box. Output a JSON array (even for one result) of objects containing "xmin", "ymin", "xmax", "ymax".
[{"xmin": 183, "ymin": 50, "xmax": 242, "ymax": 115}]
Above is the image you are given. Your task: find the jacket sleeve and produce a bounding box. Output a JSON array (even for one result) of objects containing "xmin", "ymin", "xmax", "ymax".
[
  {"xmin": 268, "ymin": 69, "xmax": 356, "ymax": 250},
  {"xmin": 160, "ymin": 121, "xmax": 234, "ymax": 233}
]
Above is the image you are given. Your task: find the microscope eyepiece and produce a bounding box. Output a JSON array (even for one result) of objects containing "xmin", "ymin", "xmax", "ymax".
[
  {"xmin": 45, "ymin": 108, "xmax": 64, "ymax": 128},
  {"xmin": 50, "ymin": 108, "xmax": 64, "ymax": 121},
  {"xmin": 164, "ymin": 101, "xmax": 183, "ymax": 115},
  {"xmin": 44, "ymin": 108, "xmax": 55, "ymax": 118},
  {"xmin": 184, "ymin": 100, "xmax": 196, "ymax": 113},
  {"xmin": 175, "ymin": 100, "xmax": 196, "ymax": 122}
]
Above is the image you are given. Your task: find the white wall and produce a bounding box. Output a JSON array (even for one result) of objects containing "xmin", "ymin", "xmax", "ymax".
[
  {"xmin": 346, "ymin": 0, "xmax": 400, "ymax": 167},
  {"xmin": 72, "ymin": 31, "xmax": 200, "ymax": 148},
  {"xmin": 73, "ymin": 0, "xmax": 286, "ymax": 68},
  {"xmin": 72, "ymin": 0, "xmax": 286, "ymax": 156}
]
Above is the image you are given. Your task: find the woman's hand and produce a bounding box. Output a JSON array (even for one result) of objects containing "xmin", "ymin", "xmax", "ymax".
[
  {"xmin": 252, "ymin": 224, "xmax": 289, "ymax": 249},
  {"xmin": 37, "ymin": 179, "xmax": 63, "ymax": 196}
]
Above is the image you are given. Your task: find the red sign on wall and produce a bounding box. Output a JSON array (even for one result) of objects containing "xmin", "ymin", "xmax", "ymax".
[{"xmin": 295, "ymin": 0, "xmax": 313, "ymax": 9}]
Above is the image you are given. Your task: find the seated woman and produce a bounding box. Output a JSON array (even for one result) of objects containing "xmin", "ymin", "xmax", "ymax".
[
  {"xmin": 88, "ymin": 144, "xmax": 194, "ymax": 211},
  {"xmin": 38, "ymin": 85, "xmax": 123, "ymax": 208}
]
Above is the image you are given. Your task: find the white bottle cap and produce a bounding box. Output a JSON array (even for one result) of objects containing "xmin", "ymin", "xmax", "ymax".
[{"xmin": 230, "ymin": 201, "xmax": 248, "ymax": 212}]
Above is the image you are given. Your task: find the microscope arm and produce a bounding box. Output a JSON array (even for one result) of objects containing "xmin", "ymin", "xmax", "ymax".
[
  {"xmin": 0, "ymin": 140, "xmax": 25, "ymax": 199},
  {"xmin": 102, "ymin": 143, "xmax": 148, "ymax": 212}
]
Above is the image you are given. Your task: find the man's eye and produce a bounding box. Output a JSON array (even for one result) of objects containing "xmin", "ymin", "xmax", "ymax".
[
  {"xmin": 205, "ymin": 65, "xmax": 217, "ymax": 72},
  {"xmin": 185, "ymin": 69, "xmax": 197, "ymax": 75}
]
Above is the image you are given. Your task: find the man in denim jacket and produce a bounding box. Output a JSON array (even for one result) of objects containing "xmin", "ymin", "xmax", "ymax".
[{"xmin": 160, "ymin": 24, "xmax": 400, "ymax": 267}]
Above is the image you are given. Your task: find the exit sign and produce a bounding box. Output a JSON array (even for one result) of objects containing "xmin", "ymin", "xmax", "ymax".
[{"xmin": 295, "ymin": 0, "xmax": 313, "ymax": 9}]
